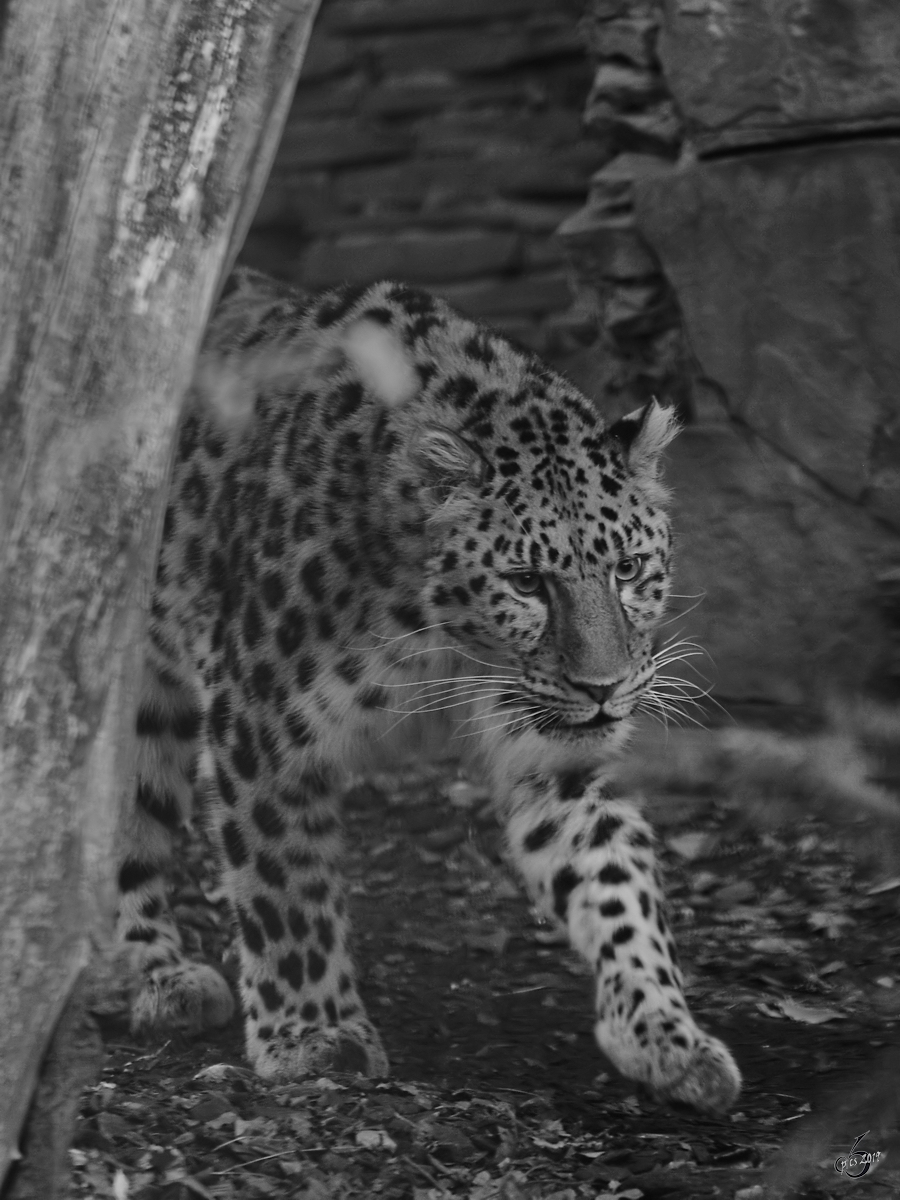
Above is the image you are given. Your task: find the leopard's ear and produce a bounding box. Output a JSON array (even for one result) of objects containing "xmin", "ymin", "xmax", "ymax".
[
  {"xmin": 608, "ymin": 400, "xmax": 679, "ymax": 478},
  {"xmin": 343, "ymin": 319, "xmax": 419, "ymax": 408},
  {"xmin": 414, "ymin": 426, "xmax": 488, "ymax": 491}
]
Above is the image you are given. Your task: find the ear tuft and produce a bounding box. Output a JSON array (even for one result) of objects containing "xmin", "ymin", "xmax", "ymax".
[
  {"xmin": 608, "ymin": 400, "xmax": 679, "ymax": 477},
  {"xmin": 343, "ymin": 319, "xmax": 419, "ymax": 408}
]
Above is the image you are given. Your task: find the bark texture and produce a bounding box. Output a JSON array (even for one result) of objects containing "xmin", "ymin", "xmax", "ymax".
[{"xmin": 0, "ymin": 0, "xmax": 320, "ymax": 1186}]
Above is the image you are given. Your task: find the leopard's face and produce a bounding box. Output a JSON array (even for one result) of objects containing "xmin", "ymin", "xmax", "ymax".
[{"xmin": 421, "ymin": 401, "xmax": 674, "ymax": 741}]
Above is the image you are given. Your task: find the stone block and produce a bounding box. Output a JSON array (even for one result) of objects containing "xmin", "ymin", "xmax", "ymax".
[
  {"xmin": 666, "ymin": 423, "xmax": 897, "ymax": 703},
  {"xmin": 290, "ymin": 74, "xmax": 367, "ymax": 117},
  {"xmin": 584, "ymin": 96, "xmax": 683, "ymax": 150},
  {"xmin": 523, "ymin": 239, "xmax": 566, "ymax": 270},
  {"xmin": 492, "ymin": 147, "xmax": 605, "ymax": 199},
  {"xmin": 298, "ymin": 34, "xmax": 356, "ymax": 83},
  {"xmin": 253, "ymin": 171, "xmax": 335, "ymax": 228},
  {"xmin": 588, "ymin": 61, "xmax": 659, "ymax": 106},
  {"xmin": 487, "ymin": 316, "xmax": 543, "ymax": 350},
  {"xmin": 238, "ymin": 231, "xmax": 306, "ymax": 281},
  {"xmin": 557, "ymin": 216, "xmax": 658, "ymax": 279},
  {"xmin": 334, "ymin": 147, "xmax": 599, "ymax": 208},
  {"xmin": 578, "ymin": 153, "xmax": 673, "ymax": 225},
  {"xmin": 358, "ymin": 26, "xmax": 582, "ymax": 77},
  {"xmin": 335, "ymin": 159, "xmax": 488, "ymax": 207},
  {"xmin": 277, "ymin": 118, "xmax": 413, "ymax": 170},
  {"xmin": 299, "ymin": 230, "xmax": 521, "ymax": 287},
  {"xmin": 580, "ymin": 15, "xmax": 657, "ymax": 66},
  {"xmin": 322, "ymin": 0, "xmax": 570, "ymax": 34},
  {"xmin": 659, "ymin": 0, "xmax": 900, "ymax": 154},
  {"xmin": 412, "ymin": 111, "xmax": 584, "ymax": 158},
  {"xmin": 460, "ymin": 198, "xmax": 577, "ymax": 234},
  {"xmin": 362, "ymin": 71, "xmax": 458, "ymax": 117},
  {"xmin": 634, "ymin": 142, "xmax": 900, "ymax": 513},
  {"xmin": 435, "ymin": 271, "xmax": 573, "ymax": 318},
  {"xmin": 364, "ymin": 73, "xmax": 542, "ymax": 119}
]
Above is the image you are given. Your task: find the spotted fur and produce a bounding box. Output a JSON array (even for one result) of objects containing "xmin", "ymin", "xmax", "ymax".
[{"xmin": 117, "ymin": 270, "xmax": 741, "ymax": 1111}]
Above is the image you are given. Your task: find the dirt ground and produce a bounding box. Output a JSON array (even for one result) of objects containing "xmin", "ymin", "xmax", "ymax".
[{"xmin": 64, "ymin": 730, "xmax": 900, "ymax": 1200}]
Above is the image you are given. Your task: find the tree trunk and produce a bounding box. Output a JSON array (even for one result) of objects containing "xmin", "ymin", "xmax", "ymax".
[{"xmin": 0, "ymin": 0, "xmax": 320, "ymax": 1189}]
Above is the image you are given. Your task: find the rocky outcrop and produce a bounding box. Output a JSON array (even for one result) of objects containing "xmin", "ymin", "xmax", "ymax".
[
  {"xmin": 563, "ymin": 1, "xmax": 900, "ymax": 703},
  {"xmin": 658, "ymin": 0, "xmax": 900, "ymax": 155}
]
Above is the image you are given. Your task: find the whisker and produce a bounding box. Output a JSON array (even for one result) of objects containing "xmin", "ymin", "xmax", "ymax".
[
  {"xmin": 381, "ymin": 686, "xmax": 517, "ymax": 718},
  {"xmin": 654, "ymin": 644, "xmax": 707, "ymax": 663},
  {"xmin": 390, "ymin": 643, "xmax": 509, "ymax": 673},
  {"xmin": 376, "ymin": 680, "xmax": 519, "ymax": 711},
  {"xmin": 376, "ymin": 673, "xmax": 517, "ymax": 692},
  {"xmin": 657, "ymin": 631, "xmax": 705, "ymax": 649},
  {"xmin": 340, "ymin": 621, "xmax": 450, "ymax": 654},
  {"xmin": 641, "ymin": 690, "xmax": 708, "ymax": 729},
  {"xmin": 651, "ymin": 679, "xmax": 709, "ymax": 701},
  {"xmin": 453, "ymin": 709, "xmax": 540, "ymax": 740},
  {"xmin": 369, "ymin": 622, "xmax": 449, "ymax": 644},
  {"xmin": 637, "ymin": 696, "xmax": 671, "ymax": 731}
]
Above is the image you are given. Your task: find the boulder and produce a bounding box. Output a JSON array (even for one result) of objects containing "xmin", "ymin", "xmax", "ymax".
[
  {"xmin": 633, "ymin": 142, "xmax": 900, "ymax": 699},
  {"xmin": 659, "ymin": 0, "xmax": 900, "ymax": 154},
  {"xmin": 667, "ymin": 421, "xmax": 896, "ymax": 704}
]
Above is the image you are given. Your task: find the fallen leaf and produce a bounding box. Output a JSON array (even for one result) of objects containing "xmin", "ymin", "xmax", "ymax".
[
  {"xmin": 355, "ymin": 1128, "xmax": 398, "ymax": 1151},
  {"xmin": 714, "ymin": 880, "xmax": 756, "ymax": 906},
  {"xmin": 189, "ymin": 1093, "xmax": 234, "ymax": 1122},
  {"xmin": 182, "ymin": 1180, "xmax": 216, "ymax": 1199},
  {"xmin": 465, "ymin": 929, "xmax": 511, "ymax": 955},
  {"xmin": 776, "ymin": 998, "xmax": 846, "ymax": 1024},
  {"xmin": 750, "ymin": 936, "xmax": 806, "ymax": 955},
  {"xmin": 402, "ymin": 935, "xmax": 454, "ymax": 955},
  {"xmin": 865, "ymin": 875, "xmax": 900, "ymax": 895},
  {"xmin": 97, "ymin": 1112, "xmax": 131, "ymax": 1140},
  {"xmin": 808, "ymin": 910, "xmax": 854, "ymax": 938},
  {"xmin": 667, "ymin": 831, "xmax": 714, "ymax": 860}
]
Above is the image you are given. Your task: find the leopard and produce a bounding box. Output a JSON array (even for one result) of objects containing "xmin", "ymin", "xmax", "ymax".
[{"xmin": 115, "ymin": 268, "xmax": 742, "ymax": 1114}]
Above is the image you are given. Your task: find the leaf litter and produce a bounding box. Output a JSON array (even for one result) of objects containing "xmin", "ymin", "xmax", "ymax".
[{"xmin": 70, "ymin": 717, "xmax": 900, "ymax": 1199}]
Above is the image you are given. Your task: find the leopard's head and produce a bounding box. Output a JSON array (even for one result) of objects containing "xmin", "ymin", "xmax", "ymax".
[
  {"xmin": 344, "ymin": 309, "xmax": 681, "ymax": 749},
  {"xmin": 417, "ymin": 393, "xmax": 679, "ymax": 747}
]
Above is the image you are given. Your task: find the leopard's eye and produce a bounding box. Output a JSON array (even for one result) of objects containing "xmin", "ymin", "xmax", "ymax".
[
  {"xmin": 508, "ymin": 572, "xmax": 545, "ymax": 598},
  {"xmin": 614, "ymin": 555, "xmax": 644, "ymax": 583}
]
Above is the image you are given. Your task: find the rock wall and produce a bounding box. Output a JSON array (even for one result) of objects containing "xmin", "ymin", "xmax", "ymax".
[
  {"xmin": 562, "ymin": 0, "xmax": 900, "ymax": 704},
  {"xmin": 240, "ymin": 0, "xmax": 600, "ymax": 358}
]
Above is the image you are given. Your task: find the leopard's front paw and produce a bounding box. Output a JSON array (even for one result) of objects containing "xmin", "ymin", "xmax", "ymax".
[
  {"xmin": 661, "ymin": 1028, "xmax": 741, "ymax": 1112},
  {"xmin": 595, "ymin": 1009, "xmax": 741, "ymax": 1114},
  {"xmin": 249, "ymin": 1017, "xmax": 389, "ymax": 1080}
]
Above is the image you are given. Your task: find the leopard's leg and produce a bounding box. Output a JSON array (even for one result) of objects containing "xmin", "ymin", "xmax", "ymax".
[
  {"xmin": 115, "ymin": 617, "xmax": 234, "ymax": 1035},
  {"xmin": 503, "ymin": 767, "xmax": 741, "ymax": 1113},
  {"xmin": 207, "ymin": 738, "xmax": 387, "ymax": 1080}
]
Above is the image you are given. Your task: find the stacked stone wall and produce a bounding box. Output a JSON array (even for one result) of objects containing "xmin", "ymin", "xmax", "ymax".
[{"xmin": 241, "ymin": 0, "xmax": 599, "ymax": 358}]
